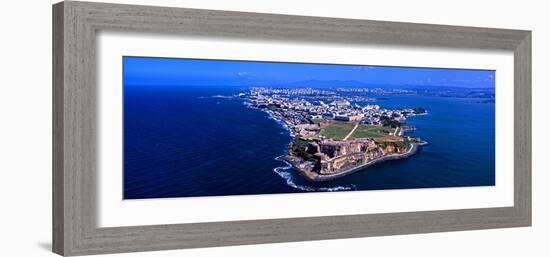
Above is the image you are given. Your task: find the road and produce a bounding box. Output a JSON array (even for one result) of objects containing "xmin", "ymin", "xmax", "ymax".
[{"xmin": 342, "ymin": 122, "xmax": 359, "ymax": 140}]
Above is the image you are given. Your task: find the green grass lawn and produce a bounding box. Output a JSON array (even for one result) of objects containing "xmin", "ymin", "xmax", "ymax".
[
  {"xmin": 350, "ymin": 125, "xmax": 390, "ymax": 139},
  {"xmin": 320, "ymin": 122, "xmax": 355, "ymax": 140}
]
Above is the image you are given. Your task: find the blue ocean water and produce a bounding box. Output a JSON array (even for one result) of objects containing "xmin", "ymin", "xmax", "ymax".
[{"xmin": 123, "ymin": 85, "xmax": 495, "ymax": 199}]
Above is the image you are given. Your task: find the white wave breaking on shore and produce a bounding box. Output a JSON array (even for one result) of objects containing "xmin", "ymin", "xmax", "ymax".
[
  {"xmin": 273, "ymin": 157, "xmax": 356, "ymax": 192},
  {"xmin": 265, "ymin": 112, "xmax": 294, "ymax": 138},
  {"xmin": 247, "ymin": 103, "xmax": 354, "ymax": 192}
]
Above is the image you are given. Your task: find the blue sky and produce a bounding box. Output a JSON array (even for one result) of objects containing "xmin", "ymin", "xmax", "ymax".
[{"xmin": 123, "ymin": 56, "xmax": 495, "ymax": 88}]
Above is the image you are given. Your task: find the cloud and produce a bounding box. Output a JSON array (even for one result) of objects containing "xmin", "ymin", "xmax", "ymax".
[{"xmin": 237, "ymin": 72, "xmax": 249, "ymax": 77}]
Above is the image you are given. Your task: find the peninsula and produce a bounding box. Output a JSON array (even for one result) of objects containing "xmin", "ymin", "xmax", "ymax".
[{"xmin": 245, "ymin": 87, "xmax": 428, "ymax": 182}]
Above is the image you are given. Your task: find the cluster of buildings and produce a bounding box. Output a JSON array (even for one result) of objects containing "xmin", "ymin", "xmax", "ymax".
[
  {"xmin": 293, "ymin": 137, "xmax": 410, "ymax": 175},
  {"xmin": 336, "ymin": 87, "xmax": 415, "ymax": 95},
  {"xmin": 315, "ymin": 139, "xmax": 383, "ymax": 174},
  {"xmin": 247, "ymin": 88, "xmax": 421, "ymax": 127},
  {"xmin": 250, "ymin": 87, "xmax": 335, "ymax": 97},
  {"xmin": 245, "ymin": 87, "xmax": 424, "ymax": 177}
]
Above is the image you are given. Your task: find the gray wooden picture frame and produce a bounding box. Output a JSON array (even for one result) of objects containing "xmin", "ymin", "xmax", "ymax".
[{"xmin": 52, "ymin": 1, "xmax": 531, "ymax": 256}]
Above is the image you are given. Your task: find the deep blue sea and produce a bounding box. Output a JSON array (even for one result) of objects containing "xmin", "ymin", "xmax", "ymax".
[{"xmin": 123, "ymin": 85, "xmax": 495, "ymax": 199}]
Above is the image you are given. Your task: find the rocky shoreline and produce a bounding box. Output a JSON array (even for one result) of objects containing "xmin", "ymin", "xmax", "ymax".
[{"xmin": 282, "ymin": 143, "xmax": 422, "ymax": 182}]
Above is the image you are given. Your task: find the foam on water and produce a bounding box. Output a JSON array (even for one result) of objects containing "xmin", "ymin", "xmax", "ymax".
[
  {"xmin": 273, "ymin": 157, "xmax": 355, "ymax": 192},
  {"xmin": 265, "ymin": 112, "xmax": 294, "ymax": 138},
  {"xmin": 264, "ymin": 109, "xmax": 353, "ymax": 191}
]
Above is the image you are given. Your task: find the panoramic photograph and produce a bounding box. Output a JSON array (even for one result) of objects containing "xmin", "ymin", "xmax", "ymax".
[{"xmin": 123, "ymin": 56, "xmax": 496, "ymax": 200}]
